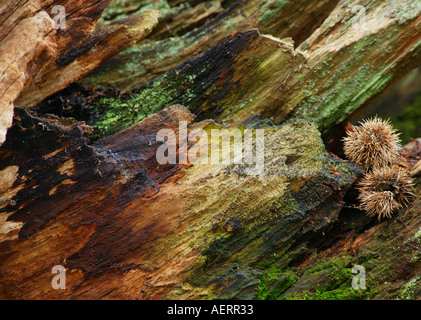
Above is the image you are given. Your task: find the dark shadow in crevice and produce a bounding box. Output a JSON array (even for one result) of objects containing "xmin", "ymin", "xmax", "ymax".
[{"xmin": 286, "ymin": 181, "xmax": 377, "ymax": 268}]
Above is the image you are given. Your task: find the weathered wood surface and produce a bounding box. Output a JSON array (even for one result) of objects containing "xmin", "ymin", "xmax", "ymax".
[
  {"xmin": 82, "ymin": 0, "xmax": 339, "ymax": 91},
  {"xmin": 0, "ymin": 105, "xmax": 362, "ymax": 299},
  {"xmin": 15, "ymin": 10, "xmax": 160, "ymax": 109},
  {"xmin": 1, "ymin": 105, "xmax": 420, "ymax": 299},
  {"xmin": 0, "ymin": 0, "xmax": 159, "ymax": 145},
  {"xmin": 98, "ymin": 0, "xmax": 224, "ymax": 41},
  {"xmin": 1, "ymin": 0, "xmax": 421, "ymax": 300},
  {"xmin": 88, "ymin": 0, "xmax": 421, "ymax": 140},
  {"xmin": 0, "ymin": 0, "xmax": 112, "ymax": 145}
]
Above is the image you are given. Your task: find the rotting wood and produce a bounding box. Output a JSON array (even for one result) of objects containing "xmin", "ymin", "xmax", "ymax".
[
  {"xmin": 0, "ymin": 0, "xmax": 113, "ymax": 145},
  {"xmin": 1, "ymin": 0, "xmax": 420, "ymax": 301},
  {"xmin": 81, "ymin": 0, "xmax": 340, "ymax": 91},
  {"xmin": 0, "ymin": 105, "xmax": 361, "ymax": 299},
  {"xmin": 89, "ymin": 0, "xmax": 421, "ymax": 139},
  {"xmin": 15, "ymin": 10, "xmax": 160, "ymax": 109}
]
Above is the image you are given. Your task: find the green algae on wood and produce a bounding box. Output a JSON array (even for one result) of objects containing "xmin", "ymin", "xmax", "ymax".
[
  {"xmin": 98, "ymin": 0, "xmax": 223, "ymax": 41},
  {"xmin": 89, "ymin": 1, "xmax": 421, "ymax": 141},
  {"xmin": 81, "ymin": 0, "xmax": 339, "ymax": 91},
  {"xmin": 163, "ymin": 118, "xmax": 361, "ymax": 299},
  {"xmin": 1, "ymin": 105, "xmax": 362, "ymax": 299},
  {"xmin": 90, "ymin": 30, "xmax": 305, "ymax": 139}
]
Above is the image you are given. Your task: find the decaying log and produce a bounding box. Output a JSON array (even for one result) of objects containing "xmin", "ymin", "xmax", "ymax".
[
  {"xmin": 88, "ymin": 0, "xmax": 421, "ymax": 140},
  {"xmin": 81, "ymin": 0, "xmax": 339, "ymax": 91},
  {"xmin": 1, "ymin": 104, "xmax": 420, "ymax": 300},
  {"xmin": 0, "ymin": 0, "xmax": 159, "ymax": 145},
  {"xmin": 1, "ymin": 0, "xmax": 420, "ymax": 301},
  {"xmin": 0, "ymin": 0, "xmax": 112, "ymax": 145},
  {"xmin": 98, "ymin": 0, "xmax": 224, "ymax": 41},
  {"xmin": 0, "ymin": 105, "xmax": 362, "ymax": 299},
  {"xmin": 15, "ymin": 10, "xmax": 160, "ymax": 109}
]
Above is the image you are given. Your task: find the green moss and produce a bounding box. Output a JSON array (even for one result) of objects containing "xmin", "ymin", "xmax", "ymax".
[
  {"xmin": 398, "ymin": 276, "xmax": 420, "ymax": 300},
  {"xmin": 301, "ymin": 287, "xmax": 369, "ymax": 300},
  {"xmin": 91, "ymin": 60, "xmax": 212, "ymax": 139},
  {"xmin": 305, "ymin": 256, "xmax": 352, "ymax": 276},
  {"xmin": 254, "ymin": 269, "xmax": 297, "ymax": 300},
  {"xmin": 283, "ymin": 256, "xmax": 375, "ymax": 300},
  {"xmin": 91, "ymin": 94, "xmax": 162, "ymax": 140},
  {"xmin": 252, "ymin": 254, "xmax": 377, "ymax": 300}
]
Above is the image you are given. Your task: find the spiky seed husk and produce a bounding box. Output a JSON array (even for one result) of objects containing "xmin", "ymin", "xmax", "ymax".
[
  {"xmin": 358, "ymin": 166, "xmax": 415, "ymax": 220},
  {"xmin": 343, "ymin": 116, "xmax": 402, "ymax": 169},
  {"xmin": 359, "ymin": 191, "xmax": 401, "ymax": 219}
]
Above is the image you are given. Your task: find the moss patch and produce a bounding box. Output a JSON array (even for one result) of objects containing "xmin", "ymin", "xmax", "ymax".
[{"xmin": 254, "ymin": 269, "xmax": 297, "ymax": 300}]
